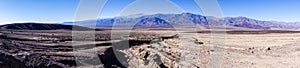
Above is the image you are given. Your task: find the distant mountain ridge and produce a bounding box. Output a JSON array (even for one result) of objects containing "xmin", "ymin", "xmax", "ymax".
[
  {"xmin": 62, "ymin": 13, "xmax": 300, "ymax": 30},
  {"xmin": 0, "ymin": 23, "xmax": 92, "ymax": 30}
]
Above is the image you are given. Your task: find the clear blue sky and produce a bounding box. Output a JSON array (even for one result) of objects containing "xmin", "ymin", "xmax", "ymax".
[{"xmin": 1, "ymin": 0, "xmax": 300, "ymax": 24}]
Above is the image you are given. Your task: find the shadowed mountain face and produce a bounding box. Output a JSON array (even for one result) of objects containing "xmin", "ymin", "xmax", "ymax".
[
  {"xmin": 63, "ymin": 13, "xmax": 300, "ymax": 30},
  {"xmin": 133, "ymin": 17, "xmax": 173, "ymax": 28},
  {"xmin": 223, "ymin": 17, "xmax": 270, "ymax": 29},
  {"xmin": 0, "ymin": 23, "xmax": 92, "ymax": 30}
]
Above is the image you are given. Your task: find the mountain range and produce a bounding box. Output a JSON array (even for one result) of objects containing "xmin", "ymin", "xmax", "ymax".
[
  {"xmin": 62, "ymin": 13, "xmax": 300, "ymax": 30},
  {"xmin": 1, "ymin": 13, "xmax": 300, "ymax": 30}
]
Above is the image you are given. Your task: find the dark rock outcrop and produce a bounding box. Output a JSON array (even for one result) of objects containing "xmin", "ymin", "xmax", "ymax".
[{"xmin": 0, "ymin": 23, "xmax": 92, "ymax": 30}]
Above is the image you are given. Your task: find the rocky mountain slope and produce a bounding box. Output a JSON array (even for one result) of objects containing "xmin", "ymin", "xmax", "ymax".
[{"xmin": 133, "ymin": 17, "xmax": 173, "ymax": 28}]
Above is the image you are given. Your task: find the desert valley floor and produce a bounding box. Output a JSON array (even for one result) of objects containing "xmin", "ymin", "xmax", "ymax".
[{"xmin": 1, "ymin": 29, "xmax": 300, "ymax": 68}]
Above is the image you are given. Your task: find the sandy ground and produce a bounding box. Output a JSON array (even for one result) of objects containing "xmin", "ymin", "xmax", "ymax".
[
  {"xmin": 196, "ymin": 33, "xmax": 300, "ymax": 68},
  {"xmin": 199, "ymin": 33, "xmax": 300, "ymax": 47}
]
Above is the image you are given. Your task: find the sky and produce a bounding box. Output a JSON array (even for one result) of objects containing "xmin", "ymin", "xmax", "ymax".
[{"xmin": 0, "ymin": 0, "xmax": 300, "ymax": 25}]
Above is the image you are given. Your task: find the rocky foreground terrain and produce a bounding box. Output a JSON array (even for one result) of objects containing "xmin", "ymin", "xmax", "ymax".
[
  {"xmin": 0, "ymin": 29, "xmax": 178, "ymax": 68},
  {"xmin": 1, "ymin": 29, "xmax": 300, "ymax": 68}
]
